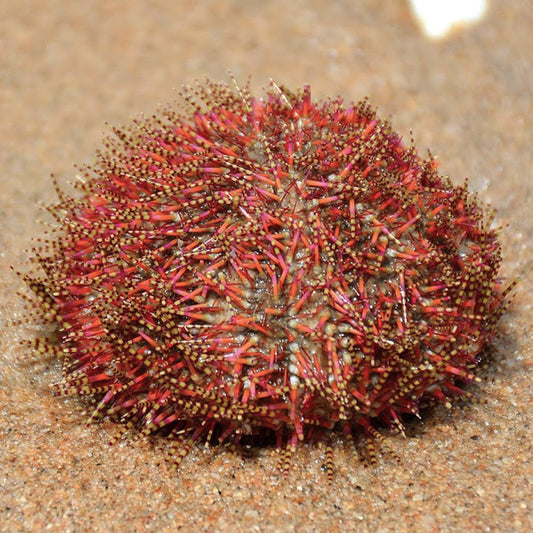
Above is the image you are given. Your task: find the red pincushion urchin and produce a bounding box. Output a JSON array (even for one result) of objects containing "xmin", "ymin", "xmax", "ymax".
[{"xmin": 23, "ymin": 80, "xmax": 513, "ymax": 474}]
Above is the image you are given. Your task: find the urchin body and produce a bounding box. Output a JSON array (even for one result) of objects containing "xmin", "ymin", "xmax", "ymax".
[{"xmin": 25, "ymin": 81, "xmax": 508, "ymax": 468}]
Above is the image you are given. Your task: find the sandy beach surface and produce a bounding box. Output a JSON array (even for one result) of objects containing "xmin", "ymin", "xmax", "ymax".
[{"xmin": 1, "ymin": 1, "xmax": 531, "ymax": 531}]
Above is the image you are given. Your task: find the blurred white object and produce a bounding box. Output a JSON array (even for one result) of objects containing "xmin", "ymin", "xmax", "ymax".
[{"xmin": 408, "ymin": 0, "xmax": 488, "ymax": 39}]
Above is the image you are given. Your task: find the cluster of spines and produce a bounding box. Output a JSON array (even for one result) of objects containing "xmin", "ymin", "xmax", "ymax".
[{"xmin": 20, "ymin": 80, "xmax": 513, "ymax": 476}]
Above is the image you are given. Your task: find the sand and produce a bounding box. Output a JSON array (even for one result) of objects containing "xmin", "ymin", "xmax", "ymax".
[{"xmin": 1, "ymin": 1, "xmax": 531, "ymax": 531}]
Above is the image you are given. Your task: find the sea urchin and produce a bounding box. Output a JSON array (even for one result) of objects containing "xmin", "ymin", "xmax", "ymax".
[{"xmin": 23, "ymin": 80, "xmax": 512, "ymax": 474}]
